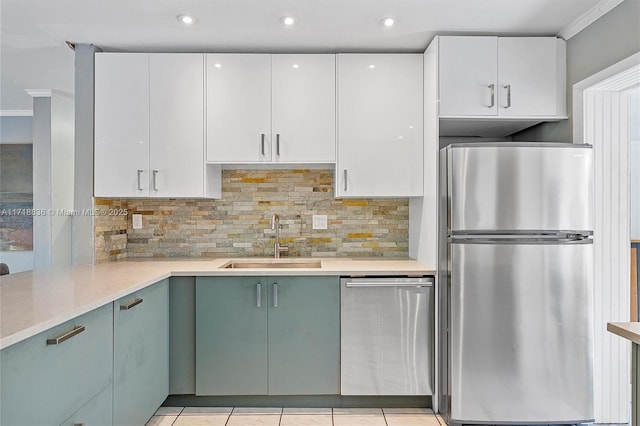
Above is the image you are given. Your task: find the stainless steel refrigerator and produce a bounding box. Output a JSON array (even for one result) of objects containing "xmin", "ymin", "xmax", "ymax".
[{"xmin": 438, "ymin": 143, "xmax": 594, "ymax": 425}]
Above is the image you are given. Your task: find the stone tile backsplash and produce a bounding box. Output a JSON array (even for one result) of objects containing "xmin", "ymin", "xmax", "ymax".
[{"xmin": 94, "ymin": 169, "xmax": 409, "ymax": 261}]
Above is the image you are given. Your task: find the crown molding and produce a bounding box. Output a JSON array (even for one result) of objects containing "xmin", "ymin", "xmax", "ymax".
[
  {"xmin": 0, "ymin": 110, "xmax": 33, "ymax": 116},
  {"xmin": 25, "ymin": 89, "xmax": 74, "ymax": 102},
  {"xmin": 558, "ymin": 0, "xmax": 624, "ymax": 40}
]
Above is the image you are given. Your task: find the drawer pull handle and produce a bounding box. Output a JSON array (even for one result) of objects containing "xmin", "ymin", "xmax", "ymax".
[
  {"xmin": 488, "ymin": 84, "xmax": 495, "ymax": 108},
  {"xmin": 74, "ymin": 423, "xmax": 85, "ymax": 426},
  {"xmin": 504, "ymin": 84, "xmax": 511, "ymax": 108},
  {"xmin": 47, "ymin": 325, "xmax": 85, "ymax": 345},
  {"xmin": 137, "ymin": 169, "xmax": 144, "ymax": 191},
  {"xmin": 256, "ymin": 283, "xmax": 262, "ymax": 308},
  {"xmin": 120, "ymin": 297, "xmax": 143, "ymax": 310},
  {"xmin": 273, "ymin": 283, "xmax": 278, "ymax": 308}
]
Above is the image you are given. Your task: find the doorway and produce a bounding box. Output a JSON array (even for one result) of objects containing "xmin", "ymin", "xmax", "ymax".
[{"xmin": 576, "ymin": 52, "xmax": 640, "ymax": 424}]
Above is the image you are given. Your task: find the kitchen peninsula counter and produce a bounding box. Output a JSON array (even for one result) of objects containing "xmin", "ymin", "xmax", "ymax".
[
  {"xmin": 0, "ymin": 258, "xmax": 434, "ymax": 350},
  {"xmin": 608, "ymin": 322, "xmax": 640, "ymax": 345}
]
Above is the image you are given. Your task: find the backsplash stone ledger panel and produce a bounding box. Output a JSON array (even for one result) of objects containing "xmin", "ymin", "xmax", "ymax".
[{"xmin": 95, "ymin": 169, "xmax": 409, "ymax": 261}]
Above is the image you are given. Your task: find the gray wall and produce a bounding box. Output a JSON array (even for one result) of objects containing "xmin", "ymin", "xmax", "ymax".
[
  {"xmin": 0, "ymin": 116, "xmax": 33, "ymax": 141},
  {"xmin": 514, "ymin": 0, "xmax": 640, "ymax": 142},
  {"xmin": 0, "ymin": 115, "xmax": 34, "ymax": 273}
]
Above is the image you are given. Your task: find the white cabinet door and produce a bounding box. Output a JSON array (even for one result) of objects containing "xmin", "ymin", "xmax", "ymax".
[
  {"xmin": 95, "ymin": 53, "xmax": 150, "ymax": 197},
  {"xmin": 438, "ymin": 36, "xmax": 498, "ymax": 117},
  {"xmin": 498, "ymin": 37, "xmax": 562, "ymax": 117},
  {"xmin": 150, "ymin": 54, "xmax": 204, "ymax": 197},
  {"xmin": 206, "ymin": 54, "xmax": 271, "ymax": 163},
  {"xmin": 272, "ymin": 55, "xmax": 336, "ymax": 163},
  {"xmin": 337, "ymin": 54, "xmax": 423, "ymax": 197}
]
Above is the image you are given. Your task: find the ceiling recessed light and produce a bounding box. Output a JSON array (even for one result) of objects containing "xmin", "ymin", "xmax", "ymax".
[
  {"xmin": 281, "ymin": 16, "xmax": 296, "ymax": 26},
  {"xmin": 368, "ymin": 64, "xmax": 376, "ymax": 69},
  {"xmin": 292, "ymin": 64, "xmax": 299, "ymax": 69},
  {"xmin": 381, "ymin": 17, "xmax": 395, "ymax": 27},
  {"xmin": 178, "ymin": 15, "xmax": 196, "ymax": 25},
  {"xmin": 214, "ymin": 63, "xmax": 222, "ymax": 68}
]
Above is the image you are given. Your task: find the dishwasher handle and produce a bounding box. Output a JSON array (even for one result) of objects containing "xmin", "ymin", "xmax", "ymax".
[{"xmin": 344, "ymin": 278, "xmax": 433, "ymax": 288}]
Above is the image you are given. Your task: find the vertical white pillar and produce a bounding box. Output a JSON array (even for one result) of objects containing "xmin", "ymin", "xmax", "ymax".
[{"xmin": 28, "ymin": 89, "xmax": 75, "ymax": 268}]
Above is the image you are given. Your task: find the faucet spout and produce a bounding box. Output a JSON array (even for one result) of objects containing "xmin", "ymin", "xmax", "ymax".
[{"xmin": 271, "ymin": 214, "xmax": 288, "ymax": 258}]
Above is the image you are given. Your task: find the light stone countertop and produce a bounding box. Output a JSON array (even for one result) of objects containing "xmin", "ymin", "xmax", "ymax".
[
  {"xmin": 608, "ymin": 322, "xmax": 640, "ymax": 345},
  {"xmin": 0, "ymin": 258, "xmax": 434, "ymax": 350}
]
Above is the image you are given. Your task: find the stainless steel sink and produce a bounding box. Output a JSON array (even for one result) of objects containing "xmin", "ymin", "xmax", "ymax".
[{"xmin": 221, "ymin": 260, "xmax": 322, "ymax": 269}]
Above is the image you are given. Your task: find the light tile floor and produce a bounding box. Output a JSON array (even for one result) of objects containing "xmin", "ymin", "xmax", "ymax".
[{"xmin": 146, "ymin": 407, "xmax": 445, "ymax": 426}]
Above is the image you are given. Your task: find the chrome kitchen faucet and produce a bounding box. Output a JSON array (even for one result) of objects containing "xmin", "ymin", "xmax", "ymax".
[{"xmin": 271, "ymin": 214, "xmax": 289, "ymax": 258}]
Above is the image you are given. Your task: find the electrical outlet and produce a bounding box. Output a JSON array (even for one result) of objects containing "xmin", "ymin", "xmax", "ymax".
[
  {"xmin": 132, "ymin": 214, "xmax": 143, "ymax": 229},
  {"xmin": 312, "ymin": 214, "xmax": 328, "ymax": 230}
]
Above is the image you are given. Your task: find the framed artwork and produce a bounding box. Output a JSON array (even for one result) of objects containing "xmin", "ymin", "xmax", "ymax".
[{"xmin": 0, "ymin": 144, "xmax": 33, "ymax": 251}]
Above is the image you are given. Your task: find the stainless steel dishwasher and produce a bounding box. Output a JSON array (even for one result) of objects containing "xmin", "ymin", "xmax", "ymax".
[{"xmin": 340, "ymin": 276, "xmax": 434, "ymax": 396}]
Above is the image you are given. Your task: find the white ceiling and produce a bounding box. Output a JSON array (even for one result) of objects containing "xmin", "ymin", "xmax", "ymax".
[{"xmin": 1, "ymin": 0, "xmax": 604, "ymax": 111}]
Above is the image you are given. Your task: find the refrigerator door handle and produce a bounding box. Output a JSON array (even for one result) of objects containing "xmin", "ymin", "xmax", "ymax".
[{"xmin": 450, "ymin": 235, "xmax": 593, "ymax": 244}]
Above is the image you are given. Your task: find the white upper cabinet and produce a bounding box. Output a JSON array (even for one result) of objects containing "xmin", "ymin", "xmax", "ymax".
[
  {"xmin": 438, "ymin": 37, "xmax": 498, "ymax": 117},
  {"xmin": 150, "ymin": 54, "xmax": 204, "ymax": 197},
  {"xmin": 438, "ymin": 36, "xmax": 566, "ymax": 119},
  {"xmin": 206, "ymin": 54, "xmax": 272, "ymax": 163},
  {"xmin": 206, "ymin": 54, "xmax": 336, "ymax": 164},
  {"xmin": 95, "ymin": 53, "xmax": 206, "ymax": 198},
  {"xmin": 95, "ymin": 53, "xmax": 150, "ymax": 198},
  {"xmin": 497, "ymin": 37, "xmax": 564, "ymax": 117},
  {"xmin": 337, "ymin": 54, "xmax": 423, "ymax": 198},
  {"xmin": 272, "ymin": 54, "xmax": 336, "ymax": 163}
]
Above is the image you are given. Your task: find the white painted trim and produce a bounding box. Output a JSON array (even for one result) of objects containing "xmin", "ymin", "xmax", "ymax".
[
  {"xmin": 576, "ymin": 51, "xmax": 640, "ymax": 424},
  {"xmin": 558, "ymin": 0, "xmax": 624, "ymax": 40},
  {"xmin": 25, "ymin": 89, "xmax": 74, "ymax": 102},
  {"xmin": 0, "ymin": 110, "xmax": 33, "ymax": 116},
  {"xmin": 573, "ymin": 52, "xmax": 640, "ymax": 144}
]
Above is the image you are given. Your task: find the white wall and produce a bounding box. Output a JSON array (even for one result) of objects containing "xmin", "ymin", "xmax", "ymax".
[
  {"xmin": 0, "ymin": 115, "xmax": 34, "ymax": 273},
  {"xmin": 630, "ymin": 88, "xmax": 640, "ymax": 240}
]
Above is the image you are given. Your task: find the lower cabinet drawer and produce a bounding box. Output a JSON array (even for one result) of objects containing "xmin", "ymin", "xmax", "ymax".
[
  {"xmin": 1, "ymin": 303, "xmax": 113, "ymax": 426},
  {"xmin": 59, "ymin": 384, "xmax": 113, "ymax": 426}
]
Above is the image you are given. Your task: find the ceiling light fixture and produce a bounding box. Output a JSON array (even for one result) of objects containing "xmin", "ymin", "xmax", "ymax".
[
  {"xmin": 281, "ymin": 16, "xmax": 296, "ymax": 26},
  {"xmin": 292, "ymin": 64, "xmax": 300, "ymax": 69},
  {"xmin": 381, "ymin": 17, "xmax": 395, "ymax": 27},
  {"xmin": 214, "ymin": 63, "xmax": 222, "ymax": 68},
  {"xmin": 369, "ymin": 64, "xmax": 376, "ymax": 69},
  {"xmin": 178, "ymin": 15, "xmax": 196, "ymax": 25}
]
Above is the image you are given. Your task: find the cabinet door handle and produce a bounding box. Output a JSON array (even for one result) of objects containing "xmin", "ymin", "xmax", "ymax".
[
  {"xmin": 256, "ymin": 283, "xmax": 262, "ymax": 308},
  {"xmin": 273, "ymin": 283, "xmax": 278, "ymax": 308},
  {"xmin": 120, "ymin": 297, "xmax": 143, "ymax": 310},
  {"xmin": 137, "ymin": 170, "xmax": 144, "ymax": 191},
  {"xmin": 152, "ymin": 170, "xmax": 159, "ymax": 191},
  {"xmin": 504, "ymin": 84, "xmax": 511, "ymax": 108},
  {"xmin": 276, "ymin": 134, "xmax": 280, "ymax": 156},
  {"xmin": 47, "ymin": 325, "xmax": 85, "ymax": 345},
  {"xmin": 343, "ymin": 169, "xmax": 348, "ymax": 191},
  {"xmin": 261, "ymin": 134, "xmax": 266, "ymax": 155},
  {"xmin": 488, "ymin": 84, "xmax": 495, "ymax": 108},
  {"xmin": 73, "ymin": 423, "xmax": 85, "ymax": 426}
]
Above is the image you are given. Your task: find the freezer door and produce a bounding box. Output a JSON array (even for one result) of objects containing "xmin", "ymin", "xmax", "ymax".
[
  {"xmin": 448, "ymin": 144, "xmax": 593, "ymax": 233},
  {"xmin": 450, "ymin": 241, "xmax": 594, "ymax": 423}
]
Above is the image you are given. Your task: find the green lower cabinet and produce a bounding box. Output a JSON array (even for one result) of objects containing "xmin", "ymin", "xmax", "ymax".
[
  {"xmin": 0, "ymin": 303, "xmax": 113, "ymax": 426},
  {"xmin": 195, "ymin": 275, "xmax": 340, "ymax": 396},
  {"xmin": 268, "ymin": 276, "xmax": 340, "ymax": 395},
  {"xmin": 59, "ymin": 384, "xmax": 113, "ymax": 426},
  {"xmin": 113, "ymin": 279, "xmax": 169, "ymax": 426},
  {"xmin": 195, "ymin": 276, "xmax": 269, "ymax": 395}
]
